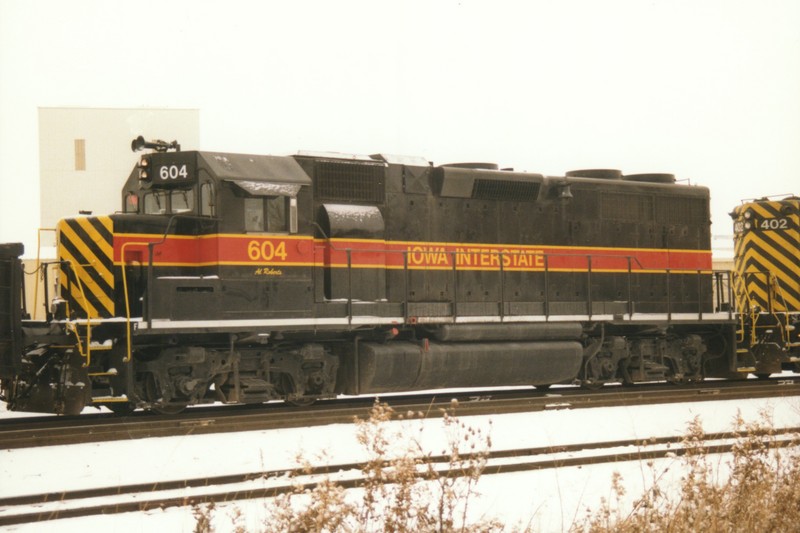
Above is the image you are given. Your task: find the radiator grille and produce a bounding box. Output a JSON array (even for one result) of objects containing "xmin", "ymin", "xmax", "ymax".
[
  {"xmin": 601, "ymin": 192, "xmax": 654, "ymax": 222},
  {"xmin": 656, "ymin": 197, "xmax": 708, "ymax": 226},
  {"xmin": 472, "ymin": 179, "xmax": 540, "ymax": 201},
  {"xmin": 315, "ymin": 161, "xmax": 385, "ymax": 203}
]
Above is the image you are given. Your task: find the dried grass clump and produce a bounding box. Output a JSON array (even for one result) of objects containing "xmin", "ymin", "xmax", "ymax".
[
  {"xmin": 194, "ymin": 399, "xmax": 500, "ymax": 533},
  {"xmin": 195, "ymin": 405, "xmax": 800, "ymax": 533},
  {"xmin": 572, "ymin": 411, "xmax": 800, "ymax": 533}
]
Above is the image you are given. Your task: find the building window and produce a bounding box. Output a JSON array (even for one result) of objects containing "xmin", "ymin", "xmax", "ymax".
[{"xmin": 74, "ymin": 139, "xmax": 86, "ymax": 171}]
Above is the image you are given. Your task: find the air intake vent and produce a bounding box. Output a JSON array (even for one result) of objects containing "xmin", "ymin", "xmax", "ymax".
[
  {"xmin": 656, "ymin": 197, "xmax": 707, "ymax": 226},
  {"xmin": 601, "ymin": 192, "xmax": 654, "ymax": 222},
  {"xmin": 472, "ymin": 179, "xmax": 541, "ymax": 201},
  {"xmin": 314, "ymin": 161, "xmax": 385, "ymax": 203}
]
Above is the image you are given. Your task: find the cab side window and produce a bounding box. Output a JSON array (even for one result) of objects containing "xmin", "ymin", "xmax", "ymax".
[
  {"xmin": 124, "ymin": 192, "xmax": 139, "ymax": 213},
  {"xmin": 244, "ymin": 196, "xmax": 291, "ymax": 233},
  {"xmin": 266, "ymin": 196, "xmax": 287, "ymax": 232},
  {"xmin": 245, "ymin": 198, "xmax": 264, "ymax": 232},
  {"xmin": 200, "ymin": 182, "xmax": 215, "ymax": 216}
]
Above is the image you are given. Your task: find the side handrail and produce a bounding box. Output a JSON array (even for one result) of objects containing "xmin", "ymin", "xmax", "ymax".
[
  {"xmin": 87, "ymin": 215, "xmax": 208, "ymax": 362},
  {"xmin": 731, "ymin": 272, "xmax": 751, "ymax": 343},
  {"xmin": 60, "ymin": 259, "xmax": 93, "ymax": 367},
  {"xmin": 767, "ymin": 274, "xmax": 794, "ymax": 346},
  {"xmin": 143, "ymin": 215, "xmax": 183, "ymax": 328},
  {"xmin": 120, "ymin": 241, "xmax": 153, "ymax": 363},
  {"xmin": 121, "ymin": 214, "xmax": 215, "ymax": 331},
  {"xmin": 32, "ymin": 228, "xmax": 57, "ymax": 321},
  {"xmin": 313, "ymin": 244, "xmax": 706, "ymax": 323}
]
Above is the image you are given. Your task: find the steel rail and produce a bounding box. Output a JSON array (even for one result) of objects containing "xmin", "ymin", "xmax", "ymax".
[
  {"xmin": 1, "ymin": 426, "xmax": 797, "ymax": 527},
  {"xmin": 1, "ymin": 377, "xmax": 798, "ymax": 450}
]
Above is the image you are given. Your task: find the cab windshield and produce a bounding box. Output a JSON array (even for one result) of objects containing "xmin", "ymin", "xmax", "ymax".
[{"xmin": 143, "ymin": 188, "xmax": 195, "ymax": 215}]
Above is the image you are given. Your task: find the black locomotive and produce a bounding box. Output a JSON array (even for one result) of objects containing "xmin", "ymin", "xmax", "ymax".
[{"xmin": 0, "ymin": 138, "xmax": 793, "ymax": 414}]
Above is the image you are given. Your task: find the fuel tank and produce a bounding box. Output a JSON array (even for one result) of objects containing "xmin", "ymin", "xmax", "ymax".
[{"xmin": 346, "ymin": 340, "xmax": 582, "ymax": 394}]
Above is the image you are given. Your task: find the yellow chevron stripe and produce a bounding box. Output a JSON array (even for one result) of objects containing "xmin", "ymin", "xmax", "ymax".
[
  {"xmin": 741, "ymin": 270, "xmax": 800, "ymax": 310},
  {"xmin": 733, "ymin": 198, "xmax": 800, "ymax": 312},
  {"xmin": 66, "ymin": 219, "xmax": 114, "ymax": 287},
  {"xmin": 753, "ymin": 202, "xmax": 770, "ymax": 212},
  {"xmin": 751, "ymin": 286, "xmax": 770, "ymax": 306},
  {"xmin": 75, "ymin": 216, "xmax": 113, "ymax": 258},
  {"xmin": 739, "ymin": 231, "xmax": 799, "ymax": 271},
  {"xmin": 739, "ymin": 255, "xmax": 798, "ymax": 298},
  {"xmin": 737, "ymin": 253, "xmax": 800, "ymax": 311},
  {"xmin": 778, "ymin": 292, "xmax": 800, "ymax": 311},
  {"xmin": 745, "ymin": 283, "xmax": 769, "ymax": 308},
  {"xmin": 750, "ymin": 203, "xmax": 778, "ymax": 219},
  {"xmin": 57, "ymin": 220, "xmax": 115, "ymax": 317},
  {"xmin": 58, "ymin": 246, "xmax": 101, "ymax": 318},
  {"xmin": 740, "ymin": 234, "xmax": 800, "ymax": 284},
  {"xmin": 743, "ymin": 228, "xmax": 800, "ymax": 269},
  {"xmin": 97, "ymin": 215, "xmax": 113, "ymax": 234}
]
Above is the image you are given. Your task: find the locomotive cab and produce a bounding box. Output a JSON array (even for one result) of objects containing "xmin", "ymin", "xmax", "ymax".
[
  {"xmin": 117, "ymin": 148, "xmax": 316, "ymax": 324},
  {"xmin": 122, "ymin": 148, "xmax": 306, "ymax": 232}
]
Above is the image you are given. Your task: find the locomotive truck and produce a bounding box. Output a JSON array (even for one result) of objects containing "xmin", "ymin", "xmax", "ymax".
[{"xmin": 0, "ymin": 138, "xmax": 796, "ymax": 414}]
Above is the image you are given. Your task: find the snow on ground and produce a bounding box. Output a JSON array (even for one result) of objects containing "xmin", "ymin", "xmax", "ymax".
[{"xmin": 1, "ymin": 385, "xmax": 799, "ymax": 532}]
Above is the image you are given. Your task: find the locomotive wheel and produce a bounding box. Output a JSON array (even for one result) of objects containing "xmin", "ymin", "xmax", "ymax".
[
  {"xmin": 149, "ymin": 402, "xmax": 187, "ymax": 415},
  {"xmin": 280, "ymin": 373, "xmax": 316, "ymax": 407},
  {"xmin": 287, "ymin": 396, "xmax": 315, "ymax": 407},
  {"xmin": 60, "ymin": 393, "xmax": 86, "ymax": 416},
  {"xmin": 144, "ymin": 373, "xmax": 187, "ymax": 415},
  {"xmin": 581, "ymin": 354, "xmax": 616, "ymax": 389},
  {"xmin": 107, "ymin": 402, "xmax": 134, "ymax": 415}
]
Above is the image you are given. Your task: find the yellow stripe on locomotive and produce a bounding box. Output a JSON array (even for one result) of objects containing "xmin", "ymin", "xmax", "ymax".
[{"xmin": 57, "ymin": 215, "xmax": 116, "ymax": 318}]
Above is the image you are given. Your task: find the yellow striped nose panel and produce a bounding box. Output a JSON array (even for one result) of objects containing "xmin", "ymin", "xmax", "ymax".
[
  {"xmin": 57, "ymin": 216, "xmax": 115, "ymax": 318},
  {"xmin": 733, "ymin": 198, "xmax": 800, "ymax": 312}
]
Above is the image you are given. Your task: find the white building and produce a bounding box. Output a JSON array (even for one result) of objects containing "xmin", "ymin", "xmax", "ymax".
[
  {"xmin": 38, "ymin": 107, "xmax": 199, "ymax": 232},
  {"xmin": 24, "ymin": 108, "xmax": 200, "ymax": 318}
]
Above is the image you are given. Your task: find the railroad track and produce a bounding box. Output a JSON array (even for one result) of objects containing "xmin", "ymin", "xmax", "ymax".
[
  {"xmin": 1, "ymin": 424, "xmax": 797, "ymax": 527},
  {"xmin": 2, "ymin": 377, "xmax": 799, "ymax": 450}
]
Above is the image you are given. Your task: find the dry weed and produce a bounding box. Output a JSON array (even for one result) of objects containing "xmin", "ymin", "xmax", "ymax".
[
  {"xmin": 572, "ymin": 411, "xmax": 800, "ymax": 533},
  {"xmin": 194, "ymin": 398, "xmax": 500, "ymax": 532}
]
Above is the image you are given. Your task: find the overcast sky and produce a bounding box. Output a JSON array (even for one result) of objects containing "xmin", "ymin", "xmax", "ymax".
[{"xmin": 1, "ymin": 0, "xmax": 799, "ymax": 253}]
